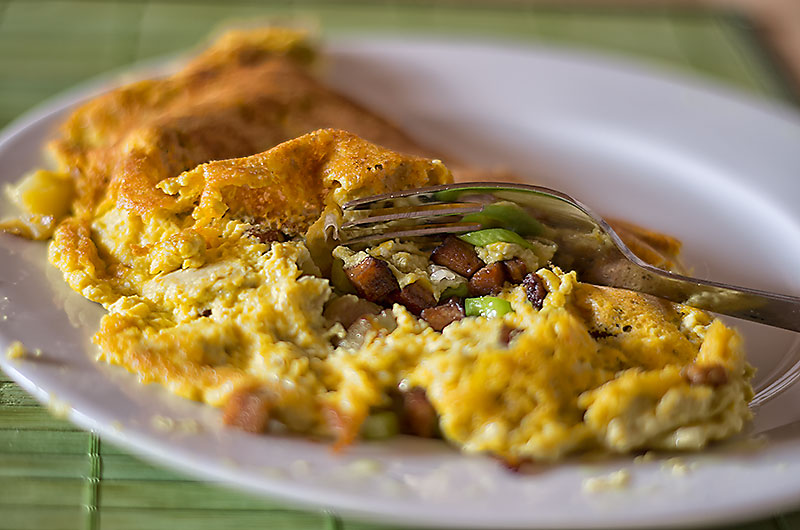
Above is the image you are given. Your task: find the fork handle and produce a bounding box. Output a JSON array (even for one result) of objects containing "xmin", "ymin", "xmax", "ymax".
[{"xmin": 586, "ymin": 257, "xmax": 800, "ymax": 332}]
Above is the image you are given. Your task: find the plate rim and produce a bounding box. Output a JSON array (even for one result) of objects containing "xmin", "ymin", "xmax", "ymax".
[{"xmin": 1, "ymin": 34, "xmax": 800, "ymax": 529}]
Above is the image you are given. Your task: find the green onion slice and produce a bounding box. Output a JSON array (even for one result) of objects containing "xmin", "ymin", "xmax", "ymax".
[
  {"xmin": 461, "ymin": 202, "xmax": 543, "ymax": 236},
  {"xmin": 440, "ymin": 283, "xmax": 469, "ymax": 299},
  {"xmin": 458, "ymin": 228, "xmax": 535, "ymax": 250},
  {"xmin": 465, "ymin": 296, "xmax": 513, "ymax": 318}
]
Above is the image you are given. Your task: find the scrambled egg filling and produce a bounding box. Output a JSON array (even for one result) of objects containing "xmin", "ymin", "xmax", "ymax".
[
  {"xmin": 44, "ymin": 129, "xmax": 752, "ymax": 462},
  {"xmin": 2, "ymin": 28, "xmax": 753, "ymax": 463}
]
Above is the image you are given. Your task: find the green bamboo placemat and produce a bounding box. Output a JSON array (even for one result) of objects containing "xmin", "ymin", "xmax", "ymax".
[{"xmin": 1, "ymin": 3, "xmax": 798, "ymax": 529}]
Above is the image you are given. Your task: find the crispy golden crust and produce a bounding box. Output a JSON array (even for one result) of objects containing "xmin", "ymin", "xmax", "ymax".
[
  {"xmin": 163, "ymin": 128, "xmax": 450, "ymax": 234},
  {"xmin": 48, "ymin": 129, "xmax": 450, "ymax": 307},
  {"xmin": 50, "ymin": 28, "xmax": 433, "ymax": 217}
]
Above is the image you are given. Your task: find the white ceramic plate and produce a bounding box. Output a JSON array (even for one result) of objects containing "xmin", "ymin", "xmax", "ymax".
[{"xmin": 2, "ymin": 37, "xmax": 800, "ymax": 529}]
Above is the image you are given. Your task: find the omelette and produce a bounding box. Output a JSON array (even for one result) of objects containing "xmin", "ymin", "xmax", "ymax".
[{"xmin": 1, "ymin": 28, "xmax": 753, "ymax": 464}]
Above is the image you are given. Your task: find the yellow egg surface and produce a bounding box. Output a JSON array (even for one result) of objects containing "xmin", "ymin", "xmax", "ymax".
[
  {"xmin": 9, "ymin": 28, "xmax": 753, "ymax": 464},
  {"xmin": 42, "ymin": 125, "xmax": 754, "ymax": 462}
]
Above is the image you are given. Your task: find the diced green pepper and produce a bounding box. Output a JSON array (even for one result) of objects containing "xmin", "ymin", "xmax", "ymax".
[
  {"xmin": 458, "ymin": 228, "xmax": 535, "ymax": 250},
  {"xmin": 360, "ymin": 411, "xmax": 400, "ymax": 440},
  {"xmin": 440, "ymin": 283, "xmax": 469, "ymax": 299},
  {"xmin": 465, "ymin": 296, "xmax": 513, "ymax": 318},
  {"xmin": 461, "ymin": 202, "xmax": 543, "ymax": 236}
]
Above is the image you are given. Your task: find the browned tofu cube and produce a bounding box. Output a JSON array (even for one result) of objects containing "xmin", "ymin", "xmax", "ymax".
[
  {"xmin": 502, "ymin": 258, "xmax": 528, "ymax": 283},
  {"xmin": 400, "ymin": 387, "xmax": 438, "ymax": 438},
  {"xmin": 344, "ymin": 256, "xmax": 399, "ymax": 302},
  {"xmin": 430, "ymin": 236, "xmax": 484, "ymax": 277},
  {"xmin": 468, "ymin": 262, "xmax": 507, "ymax": 296},
  {"xmin": 421, "ymin": 297, "xmax": 465, "ymax": 331},
  {"xmin": 390, "ymin": 281, "xmax": 436, "ymax": 315},
  {"xmin": 523, "ymin": 272, "xmax": 547, "ymax": 310}
]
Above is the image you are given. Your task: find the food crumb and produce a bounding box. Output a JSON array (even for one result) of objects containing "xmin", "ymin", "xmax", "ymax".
[
  {"xmin": 5, "ymin": 341, "xmax": 43, "ymax": 360},
  {"xmin": 47, "ymin": 393, "xmax": 71, "ymax": 419},
  {"xmin": 634, "ymin": 451, "xmax": 657, "ymax": 464},
  {"xmin": 111, "ymin": 421, "xmax": 124, "ymax": 432},
  {"xmin": 151, "ymin": 415, "xmax": 175, "ymax": 432},
  {"xmin": 177, "ymin": 418, "xmax": 201, "ymax": 434},
  {"xmin": 348, "ymin": 458, "xmax": 382, "ymax": 476},
  {"xmin": 662, "ymin": 457, "xmax": 691, "ymax": 476},
  {"xmin": 290, "ymin": 459, "xmax": 311, "ymax": 476},
  {"xmin": 582, "ymin": 469, "xmax": 631, "ymax": 493},
  {"xmin": 6, "ymin": 341, "xmax": 26, "ymax": 360},
  {"xmin": 151, "ymin": 415, "xmax": 200, "ymax": 434}
]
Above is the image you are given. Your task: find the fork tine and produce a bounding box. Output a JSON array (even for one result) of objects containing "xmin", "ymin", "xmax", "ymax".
[
  {"xmin": 342, "ymin": 202, "xmax": 483, "ymax": 228},
  {"xmin": 342, "ymin": 183, "xmax": 461, "ymax": 210},
  {"xmin": 338, "ymin": 181, "xmax": 800, "ymax": 335},
  {"xmin": 342, "ymin": 222, "xmax": 482, "ymax": 245}
]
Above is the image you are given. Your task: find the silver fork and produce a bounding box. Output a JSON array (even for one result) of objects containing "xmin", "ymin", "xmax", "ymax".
[
  {"xmin": 340, "ymin": 181, "xmax": 800, "ymax": 332},
  {"xmin": 339, "ymin": 182, "xmax": 800, "ymax": 405}
]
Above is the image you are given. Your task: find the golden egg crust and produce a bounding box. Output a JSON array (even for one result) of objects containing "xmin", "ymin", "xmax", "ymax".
[
  {"xmin": 49, "ymin": 128, "xmax": 450, "ymax": 305},
  {"xmin": 49, "ymin": 28, "xmax": 434, "ymax": 217}
]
